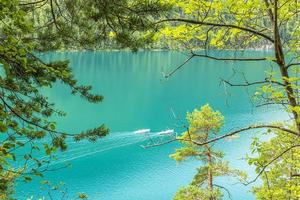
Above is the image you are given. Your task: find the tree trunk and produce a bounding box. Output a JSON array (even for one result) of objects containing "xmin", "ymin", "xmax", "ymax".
[
  {"xmin": 207, "ymin": 147, "xmax": 214, "ymax": 200},
  {"xmin": 273, "ymin": 0, "xmax": 300, "ymax": 134}
]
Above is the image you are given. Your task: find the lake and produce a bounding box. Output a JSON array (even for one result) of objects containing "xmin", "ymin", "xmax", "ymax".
[{"xmin": 16, "ymin": 51, "xmax": 284, "ymax": 200}]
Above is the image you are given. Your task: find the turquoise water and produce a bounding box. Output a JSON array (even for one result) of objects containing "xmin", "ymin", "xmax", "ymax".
[{"xmin": 17, "ymin": 51, "xmax": 284, "ymax": 200}]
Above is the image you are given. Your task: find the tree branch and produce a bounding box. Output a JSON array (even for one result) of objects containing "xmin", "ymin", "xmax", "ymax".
[
  {"xmin": 221, "ymin": 78, "xmax": 285, "ymax": 87},
  {"xmin": 163, "ymin": 54, "xmax": 195, "ymax": 79},
  {"xmin": 292, "ymin": 174, "xmax": 300, "ymax": 178},
  {"xmin": 142, "ymin": 124, "xmax": 299, "ymax": 148},
  {"xmin": 197, "ymin": 125, "xmax": 299, "ymax": 146},
  {"xmin": 19, "ymin": 0, "xmax": 48, "ymax": 6},
  {"xmin": 164, "ymin": 51, "xmax": 272, "ymax": 79},
  {"xmin": 213, "ymin": 184, "xmax": 233, "ymax": 200},
  {"xmin": 0, "ymin": 95, "xmax": 69, "ymax": 136},
  {"xmin": 286, "ymin": 62, "xmax": 300, "ymax": 69},
  {"xmin": 244, "ymin": 144, "xmax": 300, "ymax": 185},
  {"xmin": 191, "ymin": 52, "xmax": 271, "ymax": 62},
  {"xmin": 49, "ymin": 0, "xmax": 60, "ymax": 30},
  {"xmin": 156, "ymin": 18, "xmax": 274, "ymax": 43}
]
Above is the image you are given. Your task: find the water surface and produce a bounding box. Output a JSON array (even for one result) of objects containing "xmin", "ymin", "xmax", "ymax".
[{"xmin": 17, "ymin": 51, "xmax": 284, "ymax": 200}]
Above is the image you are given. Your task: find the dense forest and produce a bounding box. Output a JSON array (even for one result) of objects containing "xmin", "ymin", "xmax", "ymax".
[{"xmin": 0, "ymin": 0, "xmax": 300, "ymax": 200}]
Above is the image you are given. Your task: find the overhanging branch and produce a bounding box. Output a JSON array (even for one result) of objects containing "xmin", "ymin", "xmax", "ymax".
[
  {"xmin": 191, "ymin": 52, "xmax": 271, "ymax": 62},
  {"xmin": 163, "ymin": 54, "xmax": 195, "ymax": 78},
  {"xmin": 244, "ymin": 144, "xmax": 300, "ymax": 185},
  {"xmin": 286, "ymin": 62, "xmax": 300, "ymax": 69},
  {"xmin": 156, "ymin": 18, "xmax": 274, "ymax": 43},
  {"xmin": 197, "ymin": 125, "xmax": 299, "ymax": 146},
  {"xmin": 221, "ymin": 78, "xmax": 285, "ymax": 87},
  {"xmin": 19, "ymin": 0, "xmax": 48, "ymax": 6},
  {"xmin": 142, "ymin": 124, "xmax": 299, "ymax": 148},
  {"xmin": 164, "ymin": 51, "xmax": 271, "ymax": 79}
]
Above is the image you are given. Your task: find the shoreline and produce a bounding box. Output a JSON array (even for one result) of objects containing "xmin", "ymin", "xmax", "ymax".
[{"xmin": 39, "ymin": 48, "xmax": 275, "ymax": 53}]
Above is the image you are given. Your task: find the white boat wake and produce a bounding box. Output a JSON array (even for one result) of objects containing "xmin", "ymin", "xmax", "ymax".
[{"xmin": 29, "ymin": 128, "xmax": 176, "ymax": 167}]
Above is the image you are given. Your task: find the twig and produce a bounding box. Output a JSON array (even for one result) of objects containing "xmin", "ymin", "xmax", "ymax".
[{"xmin": 244, "ymin": 144, "xmax": 300, "ymax": 185}]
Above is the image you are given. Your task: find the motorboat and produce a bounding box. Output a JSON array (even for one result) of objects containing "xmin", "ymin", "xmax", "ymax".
[
  {"xmin": 157, "ymin": 129, "xmax": 174, "ymax": 135},
  {"xmin": 134, "ymin": 129, "xmax": 150, "ymax": 134}
]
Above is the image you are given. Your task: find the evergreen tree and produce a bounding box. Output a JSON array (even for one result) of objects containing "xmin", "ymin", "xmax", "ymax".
[
  {"xmin": 0, "ymin": 0, "xmax": 170, "ymax": 198},
  {"xmin": 171, "ymin": 104, "xmax": 245, "ymax": 200}
]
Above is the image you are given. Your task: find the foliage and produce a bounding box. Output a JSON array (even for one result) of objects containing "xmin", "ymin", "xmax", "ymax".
[
  {"xmin": 21, "ymin": 0, "xmax": 171, "ymax": 51},
  {"xmin": 156, "ymin": 0, "xmax": 300, "ymax": 50},
  {"xmin": 150, "ymin": 2, "xmax": 300, "ymax": 198},
  {"xmin": 248, "ymin": 126, "xmax": 300, "ymax": 200},
  {"xmin": 0, "ymin": 0, "xmax": 171, "ymax": 198},
  {"xmin": 24, "ymin": 180, "xmax": 89, "ymax": 200},
  {"xmin": 1, "ymin": 0, "xmax": 300, "ymax": 199},
  {"xmin": 173, "ymin": 185, "xmax": 222, "ymax": 200},
  {"xmin": 149, "ymin": 0, "xmax": 300, "ymax": 134},
  {"xmin": 0, "ymin": 0, "xmax": 108, "ymax": 198},
  {"xmin": 154, "ymin": 0, "xmax": 300, "ymax": 132},
  {"xmin": 171, "ymin": 104, "xmax": 245, "ymax": 200}
]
